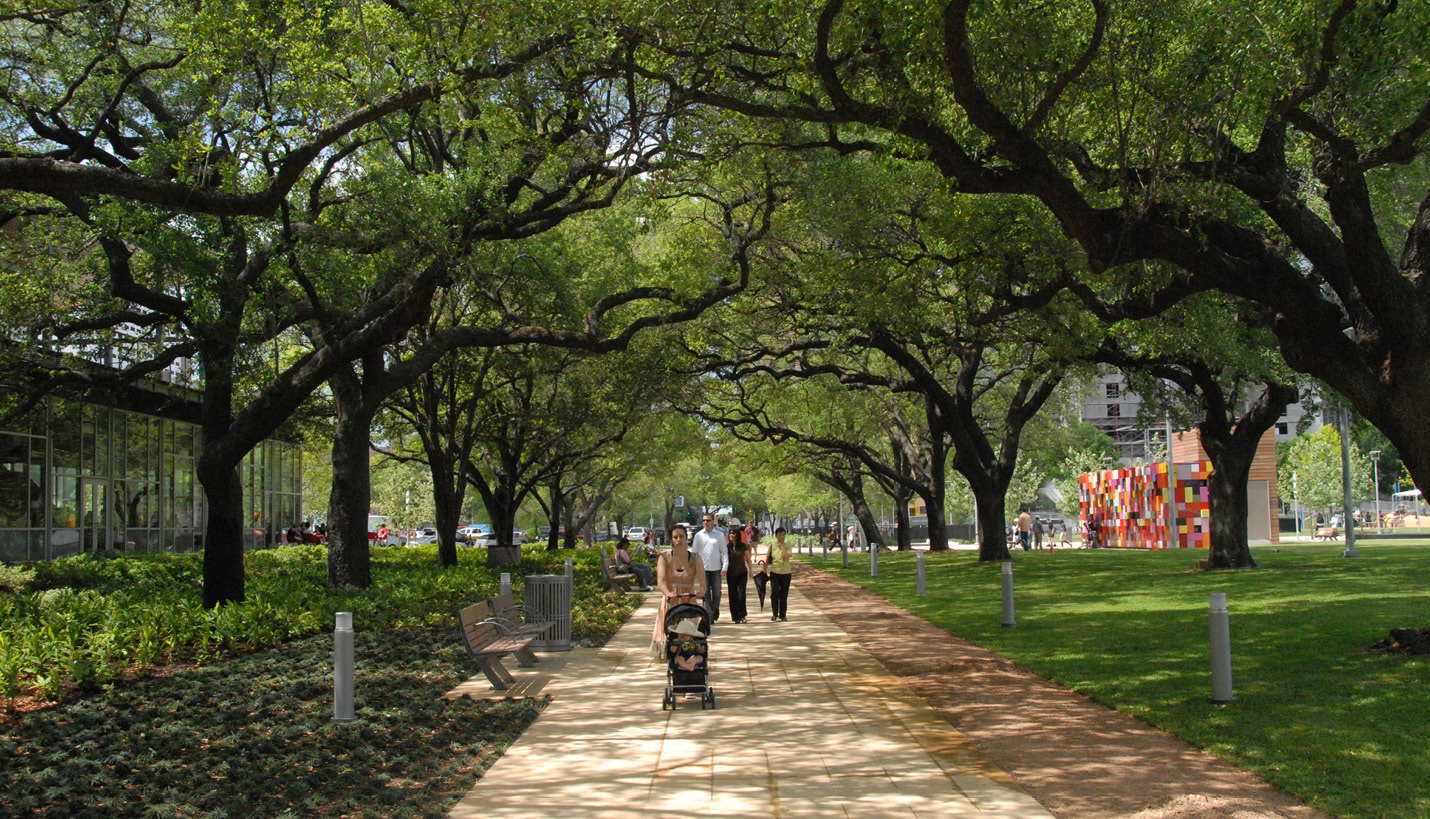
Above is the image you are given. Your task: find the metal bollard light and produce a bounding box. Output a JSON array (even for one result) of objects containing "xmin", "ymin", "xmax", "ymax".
[
  {"xmin": 333, "ymin": 612, "xmax": 355, "ymax": 722},
  {"xmin": 842, "ymin": 539, "xmax": 849, "ymax": 569},
  {"xmin": 564, "ymin": 557, "xmax": 573, "ymax": 578},
  {"xmin": 916, "ymin": 550, "xmax": 926, "ymax": 596},
  {"xmin": 1209, "ymin": 592, "xmax": 1236, "ymax": 703},
  {"xmin": 870, "ymin": 542, "xmax": 879, "ymax": 578},
  {"xmin": 499, "ymin": 572, "xmax": 512, "ymax": 596},
  {"xmin": 1000, "ymin": 562, "xmax": 1016, "ymax": 628}
]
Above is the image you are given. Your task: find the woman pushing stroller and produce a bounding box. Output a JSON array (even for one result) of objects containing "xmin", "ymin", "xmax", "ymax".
[{"xmin": 651, "ymin": 525, "xmax": 706, "ymax": 661}]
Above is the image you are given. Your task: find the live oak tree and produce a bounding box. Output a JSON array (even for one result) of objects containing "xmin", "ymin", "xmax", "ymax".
[
  {"xmin": 1093, "ymin": 294, "xmax": 1300, "ymax": 567},
  {"xmin": 0, "ymin": 2, "xmax": 760, "ymax": 599},
  {"xmin": 0, "ymin": 2, "xmax": 604, "ymax": 604},
  {"xmin": 624, "ymin": 0, "xmax": 1430, "ymax": 497}
]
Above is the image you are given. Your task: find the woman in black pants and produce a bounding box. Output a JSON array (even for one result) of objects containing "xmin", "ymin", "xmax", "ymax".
[
  {"xmin": 768, "ymin": 527, "xmax": 793, "ymax": 621},
  {"xmin": 726, "ymin": 528, "xmax": 749, "ymax": 623}
]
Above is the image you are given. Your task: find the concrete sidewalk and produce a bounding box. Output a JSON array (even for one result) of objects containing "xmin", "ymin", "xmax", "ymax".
[{"xmin": 446, "ymin": 584, "xmax": 1055, "ymax": 818}]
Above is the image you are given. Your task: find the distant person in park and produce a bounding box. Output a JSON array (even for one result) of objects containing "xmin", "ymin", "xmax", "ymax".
[
  {"xmin": 615, "ymin": 536, "xmax": 653, "ymax": 591},
  {"xmin": 652, "ymin": 525, "xmax": 705, "ymax": 661},
  {"xmin": 1016, "ymin": 510, "xmax": 1032, "ymax": 551},
  {"xmin": 768, "ymin": 527, "xmax": 793, "ymax": 621},
  {"xmin": 1032, "ymin": 516, "xmax": 1044, "ymax": 550},
  {"xmin": 691, "ymin": 513, "xmax": 728, "ymax": 626},
  {"xmin": 377, "ymin": 524, "xmax": 389, "ymax": 546},
  {"xmin": 726, "ymin": 527, "xmax": 750, "ymax": 623},
  {"xmin": 750, "ymin": 526, "xmax": 770, "ymax": 610},
  {"xmin": 1086, "ymin": 516, "xmax": 1102, "ymax": 549}
]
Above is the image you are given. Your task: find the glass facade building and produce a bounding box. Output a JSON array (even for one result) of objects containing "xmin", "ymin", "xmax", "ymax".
[{"xmin": 0, "ymin": 397, "xmax": 302, "ymax": 563}]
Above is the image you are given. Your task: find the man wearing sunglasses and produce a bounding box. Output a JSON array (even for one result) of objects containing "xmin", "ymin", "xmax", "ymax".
[{"xmin": 690, "ymin": 514, "xmax": 728, "ymax": 626}]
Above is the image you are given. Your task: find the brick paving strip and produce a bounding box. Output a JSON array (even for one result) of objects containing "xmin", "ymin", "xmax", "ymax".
[{"xmin": 792, "ymin": 561, "xmax": 1336, "ymax": 819}]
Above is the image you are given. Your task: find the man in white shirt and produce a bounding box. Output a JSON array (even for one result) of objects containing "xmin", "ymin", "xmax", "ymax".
[{"xmin": 691, "ymin": 513, "xmax": 729, "ymax": 624}]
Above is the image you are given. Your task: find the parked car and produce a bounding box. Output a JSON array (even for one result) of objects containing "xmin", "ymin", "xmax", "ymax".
[
  {"xmin": 471, "ymin": 529, "xmax": 529, "ymax": 548},
  {"xmin": 625, "ymin": 526, "xmax": 649, "ymax": 543},
  {"xmin": 408, "ymin": 527, "xmax": 439, "ymax": 546}
]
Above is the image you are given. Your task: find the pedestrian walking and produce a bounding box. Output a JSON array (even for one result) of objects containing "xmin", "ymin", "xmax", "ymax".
[
  {"xmin": 1016, "ymin": 510, "xmax": 1032, "ymax": 551},
  {"xmin": 690, "ymin": 513, "xmax": 728, "ymax": 626},
  {"xmin": 726, "ymin": 527, "xmax": 749, "ymax": 623},
  {"xmin": 652, "ymin": 525, "xmax": 705, "ymax": 661},
  {"xmin": 1032, "ymin": 516, "xmax": 1044, "ymax": 550},
  {"xmin": 750, "ymin": 527, "xmax": 769, "ymax": 610},
  {"xmin": 768, "ymin": 527, "xmax": 793, "ymax": 621}
]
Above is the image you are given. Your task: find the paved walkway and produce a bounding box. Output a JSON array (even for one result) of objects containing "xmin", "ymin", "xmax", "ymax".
[{"xmin": 446, "ymin": 584, "xmax": 1055, "ymax": 818}]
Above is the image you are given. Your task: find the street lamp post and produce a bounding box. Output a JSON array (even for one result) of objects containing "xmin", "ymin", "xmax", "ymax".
[
  {"xmin": 1339, "ymin": 405, "xmax": 1359, "ymax": 557},
  {"xmin": 1293, "ymin": 471, "xmax": 1300, "ymax": 535},
  {"xmin": 1370, "ymin": 451, "xmax": 1382, "ymax": 532}
]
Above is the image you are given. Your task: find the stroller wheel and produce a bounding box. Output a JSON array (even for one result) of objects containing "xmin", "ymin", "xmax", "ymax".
[
  {"xmin": 662, "ymin": 689, "xmax": 673, "ymax": 711},
  {"xmin": 702, "ymin": 689, "xmax": 716, "ymax": 710}
]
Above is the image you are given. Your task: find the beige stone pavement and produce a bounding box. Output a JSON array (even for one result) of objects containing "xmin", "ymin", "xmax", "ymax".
[{"xmin": 445, "ymin": 585, "xmax": 1056, "ymax": 818}]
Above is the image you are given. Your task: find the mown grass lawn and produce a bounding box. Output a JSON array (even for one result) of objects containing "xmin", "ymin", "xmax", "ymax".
[
  {"xmin": 0, "ymin": 545, "xmax": 638, "ymax": 817},
  {"xmin": 816, "ymin": 541, "xmax": 1430, "ymax": 819}
]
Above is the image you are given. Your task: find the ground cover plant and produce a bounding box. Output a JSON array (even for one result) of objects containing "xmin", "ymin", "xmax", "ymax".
[
  {"xmin": 816, "ymin": 542, "xmax": 1430, "ymax": 819},
  {"xmin": 0, "ymin": 544, "xmax": 636, "ymax": 816},
  {"xmin": 0, "ymin": 544, "xmax": 633, "ymax": 703}
]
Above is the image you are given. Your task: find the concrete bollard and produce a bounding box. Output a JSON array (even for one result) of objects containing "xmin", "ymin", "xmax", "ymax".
[
  {"xmin": 870, "ymin": 542, "xmax": 879, "ymax": 578},
  {"xmin": 500, "ymin": 572, "xmax": 512, "ymax": 596},
  {"xmin": 1209, "ymin": 592, "xmax": 1235, "ymax": 703},
  {"xmin": 916, "ymin": 550, "xmax": 926, "ymax": 596},
  {"xmin": 1000, "ymin": 562, "xmax": 1016, "ymax": 628},
  {"xmin": 841, "ymin": 538, "xmax": 849, "ymax": 569},
  {"xmin": 333, "ymin": 612, "xmax": 355, "ymax": 722},
  {"xmin": 564, "ymin": 557, "xmax": 573, "ymax": 578}
]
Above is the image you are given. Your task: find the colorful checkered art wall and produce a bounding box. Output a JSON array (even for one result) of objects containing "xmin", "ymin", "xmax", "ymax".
[{"xmin": 1078, "ymin": 462, "xmax": 1212, "ymax": 549}]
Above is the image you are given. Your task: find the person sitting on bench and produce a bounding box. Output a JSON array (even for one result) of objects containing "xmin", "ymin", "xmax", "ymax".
[{"xmin": 615, "ymin": 537, "xmax": 653, "ymax": 590}]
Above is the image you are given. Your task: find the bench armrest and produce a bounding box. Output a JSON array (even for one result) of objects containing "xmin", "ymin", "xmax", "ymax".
[{"xmin": 477, "ymin": 616, "xmax": 521, "ymax": 637}]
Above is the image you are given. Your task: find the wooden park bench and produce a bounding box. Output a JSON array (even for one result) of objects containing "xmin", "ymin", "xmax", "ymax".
[
  {"xmin": 458, "ymin": 600, "xmax": 540, "ymax": 690},
  {"xmin": 487, "ymin": 591, "xmax": 557, "ymax": 644},
  {"xmin": 600, "ymin": 556, "xmax": 638, "ymax": 592},
  {"xmin": 1311, "ymin": 526, "xmax": 1341, "ymax": 541}
]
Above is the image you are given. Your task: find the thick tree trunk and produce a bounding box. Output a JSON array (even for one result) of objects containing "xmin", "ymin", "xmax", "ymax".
[
  {"xmin": 198, "ymin": 347, "xmax": 245, "ymax": 608},
  {"xmin": 1195, "ymin": 382, "xmax": 1294, "ymax": 569},
  {"xmin": 973, "ymin": 489, "xmax": 1013, "ymax": 562},
  {"xmin": 924, "ymin": 444, "xmax": 955, "ymax": 550},
  {"xmin": 326, "ymin": 371, "xmax": 374, "ymax": 589},
  {"xmin": 844, "ymin": 469, "xmax": 883, "ymax": 550},
  {"xmin": 895, "ymin": 500, "xmax": 912, "ymax": 551},
  {"xmin": 199, "ymin": 457, "xmax": 246, "ymax": 608},
  {"xmin": 545, "ymin": 480, "xmax": 563, "ymax": 551},
  {"xmin": 483, "ymin": 480, "xmax": 522, "ymax": 567},
  {"xmin": 923, "ymin": 491, "xmax": 949, "ymax": 552},
  {"xmin": 430, "ymin": 457, "xmax": 462, "ymax": 568},
  {"xmin": 1204, "ymin": 453, "xmax": 1256, "ymax": 568}
]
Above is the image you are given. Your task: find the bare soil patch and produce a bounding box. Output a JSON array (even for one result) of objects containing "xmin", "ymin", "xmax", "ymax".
[{"xmin": 793, "ymin": 562, "xmax": 1336, "ymax": 819}]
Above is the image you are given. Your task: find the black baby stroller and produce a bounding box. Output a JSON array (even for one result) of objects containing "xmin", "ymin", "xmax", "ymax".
[{"xmin": 662, "ymin": 597, "xmax": 715, "ymax": 710}]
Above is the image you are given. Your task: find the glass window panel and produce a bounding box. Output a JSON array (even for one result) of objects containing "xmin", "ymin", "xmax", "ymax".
[
  {"xmin": 0, "ymin": 433, "xmax": 29, "ymax": 527},
  {"xmin": 52, "ymin": 401, "xmax": 80, "ymax": 471},
  {"xmin": 173, "ymin": 424, "xmax": 194, "ymax": 458},
  {"xmin": 113, "ymin": 414, "xmax": 127, "ymax": 476},
  {"xmin": 28, "ymin": 437, "xmax": 46, "ymax": 529}
]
